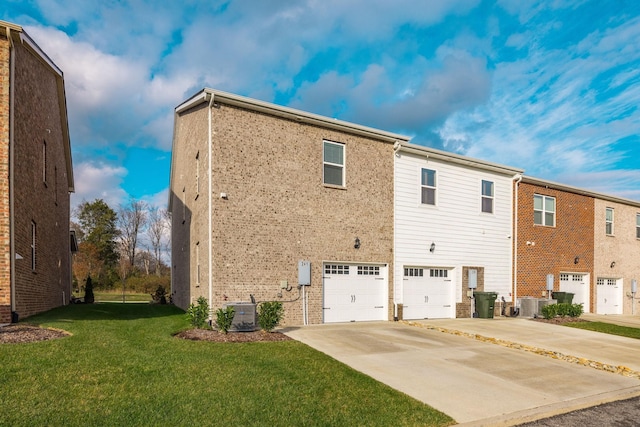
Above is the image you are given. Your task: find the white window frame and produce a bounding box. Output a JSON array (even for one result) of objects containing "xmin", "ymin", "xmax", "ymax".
[
  {"xmin": 481, "ymin": 180, "xmax": 494, "ymax": 213},
  {"xmin": 636, "ymin": 213, "xmax": 640, "ymax": 239},
  {"xmin": 323, "ymin": 140, "xmax": 345, "ymax": 187},
  {"xmin": 421, "ymin": 168, "xmax": 436, "ymax": 205},
  {"xmin": 605, "ymin": 207, "xmax": 614, "ymax": 236},
  {"xmin": 534, "ymin": 194, "xmax": 555, "ymax": 227}
]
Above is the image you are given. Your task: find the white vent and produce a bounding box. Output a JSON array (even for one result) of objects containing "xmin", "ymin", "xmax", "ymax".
[{"xmin": 224, "ymin": 302, "xmax": 257, "ymax": 332}]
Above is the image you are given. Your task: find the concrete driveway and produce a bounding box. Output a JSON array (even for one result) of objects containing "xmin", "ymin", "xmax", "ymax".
[{"xmin": 283, "ymin": 317, "xmax": 640, "ymax": 426}]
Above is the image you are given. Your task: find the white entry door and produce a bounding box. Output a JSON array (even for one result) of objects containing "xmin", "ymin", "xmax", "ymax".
[
  {"xmin": 560, "ymin": 273, "xmax": 590, "ymax": 313},
  {"xmin": 402, "ymin": 267, "xmax": 454, "ymax": 319},
  {"xmin": 596, "ymin": 278, "xmax": 622, "ymax": 315},
  {"xmin": 323, "ymin": 263, "xmax": 387, "ymax": 323}
]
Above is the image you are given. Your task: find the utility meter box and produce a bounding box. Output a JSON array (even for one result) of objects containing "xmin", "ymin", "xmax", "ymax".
[
  {"xmin": 468, "ymin": 269, "xmax": 477, "ymax": 289},
  {"xmin": 298, "ymin": 260, "xmax": 311, "ymax": 286}
]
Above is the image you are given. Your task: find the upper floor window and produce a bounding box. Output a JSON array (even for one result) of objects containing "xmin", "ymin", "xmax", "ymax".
[
  {"xmin": 534, "ymin": 194, "xmax": 555, "ymax": 227},
  {"xmin": 636, "ymin": 214, "xmax": 640, "ymax": 239},
  {"xmin": 323, "ymin": 141, "xmax": 345, "ymax": 187},
  {"xmin": 421, "ymin": 168, "xmax": 436, "ymax": 205},
  {"xmin": 42, "ymin": 141, "xmax": 47, "ymax": 184},
  {"xmin": 605, "ymin": 208, "xmax": 614, "ymax": 235},
  {"xmin": 195, "ymin": 151, "xmax": 200, "ymax": 198},
  {"xmin": 481, "ymin": 180, "xmax": 494, "ymax": 213}
]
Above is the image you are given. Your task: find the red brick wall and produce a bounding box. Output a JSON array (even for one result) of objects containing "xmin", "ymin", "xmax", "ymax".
[
  {"xmin": 0, "ymin": 34, "xmax": 10, "ymax": 323},
  {"xmin": 515, "ymin": 182, "xmax": 594, "ymax": 310},
  {"xmin": 10, "ymin": 38, "xmax": 72, "ymax": 319}
]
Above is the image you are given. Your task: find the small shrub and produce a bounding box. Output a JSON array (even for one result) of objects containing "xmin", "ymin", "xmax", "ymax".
[
  {"xmin": 556, "ymin": 303, "xmax": 571, "ymax": 318},
  {"xmin": 568, "ymin": 303, "xmax": 584, "ymax": 318},
  {"xmin": 152, "ymin": 285, "xmax": 167, "ymax": 304},
  {"xmin": 186, "ymin": 297, "xmax": 210, "ymax": 329},
  {"xmin": 258, "ymin": 301, "xmax": 284, "ymax": 332},
  {"xmin": 84, "ymin": 275, "xmax": 95, "ymax": 304},
  {"xmin": 541, "ymin": 303, "xmax": 557, "ymax": 320},
  {"xmin": 215, "ymin": 306, "xmax": 235, "ymax": 334}
]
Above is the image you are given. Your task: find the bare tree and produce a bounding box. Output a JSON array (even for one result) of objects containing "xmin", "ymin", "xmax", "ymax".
[
  {"xmin": 118, "ymin": 198, "xmax": 148, "ymax": 267},
  {"xmin": 147, "ymin": 207, "xmax": 170, "ymax": 276}
]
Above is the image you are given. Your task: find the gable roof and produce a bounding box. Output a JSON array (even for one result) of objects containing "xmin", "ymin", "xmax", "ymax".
[{"xmin": 1, "ymin": 20, "xmax": 74, "ymax": 192}]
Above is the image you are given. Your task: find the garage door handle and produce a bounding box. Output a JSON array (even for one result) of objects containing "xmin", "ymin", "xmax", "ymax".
[
  {"xmin": 322, "ymin": 307, "xmax": 330, "ymax": 310},
  {"xmin": 375, "ymin": 306, "xmax": 383, "ymax": 308},
  {"xmin": 424, "ymin": 296, "xmax": 429, "ymax": 303},
  {"xmin": 375, "ymin": 278, "xmax": 384, "ymax": 280}
]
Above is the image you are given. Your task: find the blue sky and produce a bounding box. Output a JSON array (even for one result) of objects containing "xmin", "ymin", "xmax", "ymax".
[{"xmin": 4, "ymin": 0, "xmax": 640, "ymax": 210}]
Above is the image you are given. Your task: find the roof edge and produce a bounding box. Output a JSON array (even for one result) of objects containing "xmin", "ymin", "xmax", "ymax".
[
  {"xmin": 398, "ymin": 142, "xmax": 524, "ymax": 176},
  {"xmin": 176, "ymin": 88, "xmax": 411, "ymax": 144}
]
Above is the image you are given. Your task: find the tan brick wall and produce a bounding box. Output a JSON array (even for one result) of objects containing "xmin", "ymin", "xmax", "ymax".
[
  {"xmin": 594, "ymin": 199, "xmax": 640, "ymax": 314},
  {"xmin": 0, "ymin": 34, "xmax": 10, "ymax": 322},
  {"xmin": 172, "ymin": 101, "xmax": 395, "ymax": 325},
  {"xmin": 515, "ymin": 182, "xmax": 594, "ymax": 310},
  {"xmin": 10, "ymin": 39, "xmax": 72, "ymax": 319}
]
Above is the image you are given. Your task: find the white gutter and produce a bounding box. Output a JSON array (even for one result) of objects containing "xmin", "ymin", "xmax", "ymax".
[
  {"xmin": 207, "ymin": 92, "xmax": 214, "ymax": 322},
  {"xmin": 512, "ymin": 174, "xmax": 523, "ymax": 309},
  {"xmin": 8, "ymin": 26, "xmax": 16, "ymax": 317}
]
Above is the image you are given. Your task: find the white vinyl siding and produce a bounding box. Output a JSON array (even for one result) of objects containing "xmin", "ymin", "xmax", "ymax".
[
  {"xmin": 605, "ymin": 207, "xmax": 614, "ymax": 235},
  {"xmin": 394, "ymin": 151, "xmax": 516, "ymax": 306},
  {"xmin": 534, "ymin": 194, "xmax": 555, "ymax": 227},
  {"xmin": 323, "ymin": 141, "xmax": 345, "ymax": 186}
]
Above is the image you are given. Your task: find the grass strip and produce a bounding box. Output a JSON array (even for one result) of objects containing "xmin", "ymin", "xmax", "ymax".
[
  {"xmin": 0, "ymin": 303, "xmax": 453, "ymax": 427},
  {"xmin": 565, "ymin": 321, "xmax": 640, "ymax": 340}
]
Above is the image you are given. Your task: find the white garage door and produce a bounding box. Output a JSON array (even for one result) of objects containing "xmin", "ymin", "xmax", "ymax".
[
  {"xmin": 596, "ymin": 278, "xmax": 622, "ymax": 315},
  {"xmin": 322, "ymin": 263, "xmax": 387, "ymax": 323},
  {"xmin": 402, "ymin": 267, "xmax": 454, "ymax": 320},
  {"xmin": 560, "ymin": 273, "xmax": 590, "ymax": 313}
]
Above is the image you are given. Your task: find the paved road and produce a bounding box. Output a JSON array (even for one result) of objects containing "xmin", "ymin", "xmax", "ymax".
[{"xmin": 517, "ymin": 395, "xmax": 640, "ymax": 426}]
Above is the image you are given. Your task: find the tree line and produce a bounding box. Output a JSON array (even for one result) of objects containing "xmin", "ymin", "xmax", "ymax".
[{"xmin": 72, "ymin": 198, "xmax": 171, "ymax": 295}]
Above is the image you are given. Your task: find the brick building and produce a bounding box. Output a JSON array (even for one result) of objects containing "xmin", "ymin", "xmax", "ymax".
[
  {"xmin": 515, "ymin": 176, "xmax": 640, "ymax": 315},
  {"xmin": 0, "ymin": 21, "xmax": 75, "ymax": 323},
  {"xmin": 169, "ymin": 88, "xmax": 406, "ymax": 325}
]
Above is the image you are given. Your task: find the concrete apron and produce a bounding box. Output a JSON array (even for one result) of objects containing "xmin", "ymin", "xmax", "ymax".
[{"xmin": 284, "ymin": 320, "xmax": 640, "ymax": 426}]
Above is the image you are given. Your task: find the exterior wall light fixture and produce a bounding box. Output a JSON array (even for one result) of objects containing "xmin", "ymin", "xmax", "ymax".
[
  {"xmin": 574, "ymin": 256, "xmax": 579, "ymax": 264},
  {"xmin": 354, "ymin": 237, "xmax": 360, "ymax": 249},
  {"xmin": 611, "ymin": 261, "xmax": 616, "ymax": 268},
  {"xmin": 430, "ymin": 242, "xmax": 436, "ymax": 253}
]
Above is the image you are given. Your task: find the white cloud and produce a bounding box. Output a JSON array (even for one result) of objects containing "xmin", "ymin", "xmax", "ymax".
[{"xmin": 71, "ymin": 161, "xmax": 128, "ymax": 213}]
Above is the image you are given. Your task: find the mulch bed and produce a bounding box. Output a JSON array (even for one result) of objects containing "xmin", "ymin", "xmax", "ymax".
[
  {"xmin": 175, "ymin": 328, "xmax": 293, "ymax": 343},
  {"xmin": 0, "ymin": 324, "xmax": 70, "ymax": 344},
  {"xmin": 531, "ymin": 316, "xmax": 589, "ymax": 325}
]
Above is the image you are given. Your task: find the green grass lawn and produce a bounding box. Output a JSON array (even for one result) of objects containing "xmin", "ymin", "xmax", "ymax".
[
  {"xmin": 0, "ymin": 304, "xmax": 454, "ymax": 427},
  {"xmin": 565, "ymin": 321, "xmax": 640, "ymax": 339}
]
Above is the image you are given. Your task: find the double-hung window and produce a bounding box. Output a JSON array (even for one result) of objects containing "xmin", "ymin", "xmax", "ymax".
[
  {"xmin": 323, "ymin": 141, "xmax": 345, "ymax": 186},
  {"xmin": 481, "ymin": 180, "xmax": 494, "ymax": 213},
  {"xmin": 534, "ymin": 194, "xmax": 555, "ymax": 226},
  {"xmin": 421, "ymin": 168, "xmax": 436, "ymax": 205},
  {"xmin": 605, "ymin": 208, "xmax": 614, "ymax": 235}
]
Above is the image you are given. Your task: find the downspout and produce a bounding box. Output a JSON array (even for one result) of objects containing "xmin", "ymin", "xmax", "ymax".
[
  {"xmin": 207, "ymin": 92, "xmax": 214, "ymax": 322},
  {"xmin": 392, "ymin": 141, "xmax": 402, "ymax": 320},
  {"xmin": 512, "ymin": 174, "xmax": 523, "ymax": 311},
  {"xmin": 8, "ymin": 27, "xmax": 17, "ymax": 318}
]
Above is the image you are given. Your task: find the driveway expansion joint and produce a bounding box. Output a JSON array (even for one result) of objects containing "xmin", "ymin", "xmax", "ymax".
[{"xmin": 401, "ymin": 320, "xmax": 640, "ymax": 380}]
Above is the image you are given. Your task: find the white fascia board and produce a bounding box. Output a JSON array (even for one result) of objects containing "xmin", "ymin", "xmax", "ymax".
[
  {"xmin": 523, "ymin": 175, "xmax": 640, "ymax": 207},
  {"xmin": 398, "ymin": 142, "xmax": 524, "ymax": 176},
  {"xmin": 176, "ymin": 88, "xmax": 411, "ymax": 144}
]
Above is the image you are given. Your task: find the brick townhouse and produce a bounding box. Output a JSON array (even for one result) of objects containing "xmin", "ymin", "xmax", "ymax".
[
  {"xmin": 515, "ymin": 176, "xmax": 640, "ymax": 315},
  {"xmin": 169, "ymin": 88, "xmax": 408, "ymax": 325},
  {"xmin": 0, "ymin": 21, "xmax": 75, "ymax": 323}
]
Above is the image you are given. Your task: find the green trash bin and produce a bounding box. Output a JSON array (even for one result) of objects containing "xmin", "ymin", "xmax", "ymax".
[
  {"xmin": 552, "ymin": 292, "xmax": 574, "ymax": 304},
  {"xmin": 474, "ymin": 292, "xmax": 498, "ymax": 318}
]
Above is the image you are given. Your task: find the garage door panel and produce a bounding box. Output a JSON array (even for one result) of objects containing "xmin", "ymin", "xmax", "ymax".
[
  {"xmin": 560, "ymin": 273, "xmax": 590, "ymax": 313},
  {"xmin": 323, "ymin": 263, "xmax": 387, "ymax": 323},
  {"xmin": 597, "ymin": 278, "xmax": 622, "ymax": 315},
  {"xmin": 403, "ymin": 267, "xmax": 454, "ymax": 320}
]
